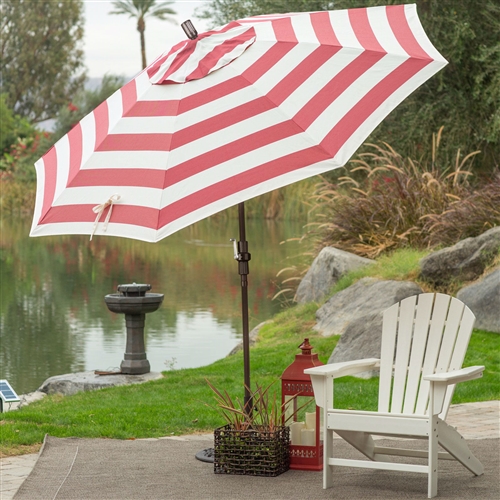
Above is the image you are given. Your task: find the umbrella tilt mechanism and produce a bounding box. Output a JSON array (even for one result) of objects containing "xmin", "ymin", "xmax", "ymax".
[
  {"xmin": 230, "ymin": 206, "xmax": 252, "ymax": 283},
  {"xmin": 229, "ymin": 238, "xmax": 251, "ymax": 277}
]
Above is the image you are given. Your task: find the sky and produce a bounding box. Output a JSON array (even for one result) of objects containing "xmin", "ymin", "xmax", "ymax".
[{"xmin": 84, "ymin": 1, "xmax": 210, "ymax": 78}]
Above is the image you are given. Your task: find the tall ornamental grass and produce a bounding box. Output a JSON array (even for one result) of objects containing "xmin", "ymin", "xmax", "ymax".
[
  {"xmin": 306, "ymin": 133, "xmax": 496, "ymax": 258},
  {"xmin": 423, "ymin": 171, "xmax": 500, "ymax": 247}
]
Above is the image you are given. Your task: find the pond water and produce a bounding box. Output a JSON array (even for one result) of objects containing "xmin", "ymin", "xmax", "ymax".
[{"xmin": 0, "ymin": 215, "xmax": 305, "ymax": 394}]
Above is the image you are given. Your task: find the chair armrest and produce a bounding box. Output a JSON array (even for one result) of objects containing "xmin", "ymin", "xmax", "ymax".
[
  {"xmin": 305, "ymin": 359, "xmax": 380, "ymax": 408},
  {"xmin": 425, "ymin": 366, "xmax": 484, "ymax": 416},
  {"xmin": 304, "ymin": 358, "xmax": 380, "ymax": 379},
  {"xmin": 423, "ymin": 365, "xmax": 484, "ymax": 385}
]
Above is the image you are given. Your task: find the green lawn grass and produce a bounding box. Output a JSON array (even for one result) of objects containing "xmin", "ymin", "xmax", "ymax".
[
  {"xmin": 1, "ymin": 301, "xmax": 498, "ymax": 457},
  {"xmin": 330, "ymin": 248, "xmax": 431, "ymax": 295}
]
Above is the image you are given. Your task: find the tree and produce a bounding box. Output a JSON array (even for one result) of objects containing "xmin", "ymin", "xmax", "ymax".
[
  {"xmin": 110, "ymin": 0, "xmax": 177, "ymax": 70},
  {"xmin": 196, "ymin": 0, "xmax": 334, "ymax": 27},
  {"xmin": 0, "ymin": 0, "xmax": 86, "ymax": 124}
]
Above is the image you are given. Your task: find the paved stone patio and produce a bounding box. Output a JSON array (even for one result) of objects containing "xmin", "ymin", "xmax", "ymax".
[{"xmin": 1, "ymin": 401, "xmax": 498, "ymax": 500}]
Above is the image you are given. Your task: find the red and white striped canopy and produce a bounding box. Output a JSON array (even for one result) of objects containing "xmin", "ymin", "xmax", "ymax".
[{"xmin": 30, "ymin": 4, "xmax": 447, "ymax": 242}]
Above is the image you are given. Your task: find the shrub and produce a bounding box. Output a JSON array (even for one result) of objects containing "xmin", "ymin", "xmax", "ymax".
[{"xmin": 0, "ymin": 127, "xmax": 52, "ymax": 214}]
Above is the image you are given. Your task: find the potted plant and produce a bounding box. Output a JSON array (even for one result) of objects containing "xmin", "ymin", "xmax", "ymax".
[{"xmin": 206, "ymin": 380, "xmax": 295, "ymax": 477}]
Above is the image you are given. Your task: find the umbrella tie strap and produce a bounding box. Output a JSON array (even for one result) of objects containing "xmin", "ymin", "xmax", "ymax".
[{"xmin": 90, "ymin": 194, "xmax": 121, "ymax": 240}]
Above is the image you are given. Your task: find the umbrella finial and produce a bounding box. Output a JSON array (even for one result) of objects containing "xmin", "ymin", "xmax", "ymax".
[{"xmin": 181, "ymin": 20, "xmax": 198, "ymax": 40}]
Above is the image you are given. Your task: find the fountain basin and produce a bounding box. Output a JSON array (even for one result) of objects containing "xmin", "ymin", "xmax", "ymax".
[
  {"xmin": 104, "ymin": 283, "xmax": 164, "ymax": 375},
  {"xmin": 104, "ymin": 294, "xmax": 164, "ymax": 315}
]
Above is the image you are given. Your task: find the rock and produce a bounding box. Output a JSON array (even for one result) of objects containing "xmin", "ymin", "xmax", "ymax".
[
  {"xmin": 315, "ymin": 279, "xmax": 422, "ymax": 378},
  {"xmin": 420, "ymin": 226, "xmax": 500, "ymax": 286},
  {"xmin": 295, "ymin": 247, "xmax": 374, "ymax": 304},
  {"xmin": 38, "ymin": 371, "xmax": 163, "ymax": 396},
  {"xmin": 457, "ymin": 268, "xmax": 500, "ymax": 333},
  {"xmin": 228, "ymin": 321, "xmax": 270, "ymax": 356},
  {"xmin": 314, "ymin": 278, "xmax": 423, "ymax": 337},
  {"xmin": 328, "ymin": 313, "xmax": 383, "ymax": 378}
]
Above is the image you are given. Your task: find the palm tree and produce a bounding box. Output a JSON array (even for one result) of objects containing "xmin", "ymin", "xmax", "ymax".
[{"xmin": 110, "ymin": 0, "xmax": 176, "ymax": 70}]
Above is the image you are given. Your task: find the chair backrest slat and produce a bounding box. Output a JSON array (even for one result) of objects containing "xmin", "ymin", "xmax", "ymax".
[
  {"xmin": 379, "ymin": 293, "xmax": 475, "ymax": 417},
  {"xmin": 414, "ymin": 293, "xmax": 451, "ymax": 414},
  {"xmin": 435, "ymin": 297, "xmax": 465, "ymax": 374},
  {"xmin": 440, "ymin": 305, "xmax": 475, "ymax": 418},
  {"xmin": 379, "ymin": 303, "xmax": 399, "ymax": 413},
  {"xmin": 403, "ymin": 293, "xmax": 434, "ymax": 414},
  {"xmin": 390, "ymin": 295, "xmax": 418, "ymax": 414}
]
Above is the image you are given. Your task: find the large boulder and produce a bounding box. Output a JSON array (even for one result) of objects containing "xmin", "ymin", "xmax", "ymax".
[
  {"xmin": 420, "ymin": 226, "xmax": 500, "ymax": 286},
  {"xmin": 457, "ymin": 268, "xmax": 500, "ymax": 333},
  {"xmin": 314, "ymin": 278, "xmax": 423, "ymax": 337},
  {"xmin": 295, "ymin": 247, "xmax": 374, "ymax": 304},
  {"xmin": 328, "ymin": 313, "xmax": 384, "ymax": 378},
  {"xmin": 315, "ymin": 278, "xmax": 422, "ymax": 378}
]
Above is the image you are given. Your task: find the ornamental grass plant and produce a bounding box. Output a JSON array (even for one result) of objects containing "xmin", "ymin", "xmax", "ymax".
[
  {"xmin": 422, "ymin": 171, "xmax": 500, "ymax": 246},
  {"xmin": 206, "ymin": 380, "xmax": 296, "ymax": 476},
  {"xmin": 308, "ymin": 131, "xmax": 482, "ymax": 259},
  {"xmin": 205, "ymin": 379, "xmax": 303, "ymax": 432}
]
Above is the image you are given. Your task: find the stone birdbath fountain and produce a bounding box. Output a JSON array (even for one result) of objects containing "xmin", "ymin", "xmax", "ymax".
[{"xmin": 104, "ymin": 283, "xmax": 164, "ymax": 375}]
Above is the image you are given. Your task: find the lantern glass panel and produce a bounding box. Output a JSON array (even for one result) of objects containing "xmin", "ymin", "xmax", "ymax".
[{"xmin": 284, "ymin": 396, "xmax": 323, "ymax": 447}]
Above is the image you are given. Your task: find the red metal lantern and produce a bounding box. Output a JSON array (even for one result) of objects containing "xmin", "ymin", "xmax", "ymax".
[{"xmin": 281, "ymin": 338, "xmax": 324, "ymax": 470}]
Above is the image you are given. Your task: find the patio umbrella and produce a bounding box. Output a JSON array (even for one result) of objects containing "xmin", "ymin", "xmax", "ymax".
[{"xmin": 30, "ymin": 4, "xmax": 447, "ymax": 406}]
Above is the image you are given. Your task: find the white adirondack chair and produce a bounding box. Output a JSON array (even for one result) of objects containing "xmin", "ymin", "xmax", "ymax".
[{"xmin": 305, "ymin": 293, "xmax": 484, "ymax": 498}]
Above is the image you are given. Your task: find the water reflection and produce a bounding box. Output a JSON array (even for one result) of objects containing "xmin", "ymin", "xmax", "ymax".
[{"xmin": 0, "ymin": 215, "xmax": 304, "ymax": 394}]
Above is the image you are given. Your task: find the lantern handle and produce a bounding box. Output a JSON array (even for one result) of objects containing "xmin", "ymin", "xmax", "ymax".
[{"xmin": 299, "ymin": 338, "xmax": 313, "ymax": 355}]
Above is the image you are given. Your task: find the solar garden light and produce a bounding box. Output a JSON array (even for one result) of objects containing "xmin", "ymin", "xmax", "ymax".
[
  {"xmin": 281, "ymin": 339, "xmax": 324, "ymax": 471},
  {"xmin": 104, "ymin": 284, "xmax": 164, "ymax": 375},
  {"xmin": 0, "ymin": 379, "xmax": 20, "ymax": 413}
]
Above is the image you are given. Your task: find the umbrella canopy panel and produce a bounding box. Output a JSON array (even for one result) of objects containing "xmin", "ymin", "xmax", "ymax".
[{"xmin": 30, "ymin": 4, "xmax": 446, "ymax": 242}]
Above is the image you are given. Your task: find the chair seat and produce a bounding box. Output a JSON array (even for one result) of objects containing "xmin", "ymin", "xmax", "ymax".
[
  {"xmin": 328, "ymin": 409, "xmax": 430, "ymax": 437},
  {"xmin": 329, "ymin": 408, "xmax": 430, "ymax": 418}
]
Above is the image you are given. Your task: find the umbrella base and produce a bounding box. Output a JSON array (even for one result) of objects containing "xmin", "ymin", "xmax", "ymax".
[{"xmin": 195, "ymin": 448, "xmax": 214, "ymax": 463}]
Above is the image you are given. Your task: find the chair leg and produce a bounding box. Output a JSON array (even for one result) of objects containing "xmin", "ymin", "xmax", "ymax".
[
  {"xmin": 438, "ymin": 420, "xmax": 484, "ymax": 475},
  {"xmin": 335, "ymin": 430, "xmax": 375, "ymax": 460},
  {"xmin": 428, "ymin": 415, "xmax": 439, "ymax": 498},
  {"xmin": 324, "ymin": 430, "xmax": 334, "ymax": 489}
]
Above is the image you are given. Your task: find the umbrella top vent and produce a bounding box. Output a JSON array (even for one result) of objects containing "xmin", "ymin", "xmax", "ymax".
[
  {"xmin": 117, "ymin": 283, "xmax": 152, "ymax": 297},
  {"xmin": 181, "ymin": 20, "xmax": 198, "ymax": 40},
  {"xmin": 149, "ymin": 21, "xmax": 256, "ymax": 84}
]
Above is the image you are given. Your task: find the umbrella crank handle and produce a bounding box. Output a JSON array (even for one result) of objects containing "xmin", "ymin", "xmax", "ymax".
[{"xmin": 230, "ymin": 238, "xmax": 239, "ymax": 261}]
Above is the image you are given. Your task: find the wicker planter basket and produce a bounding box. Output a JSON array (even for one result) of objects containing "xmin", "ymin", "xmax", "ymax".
[{"xmin": 214, "ymin": 425, "xmax": 290, "ymax": 476}]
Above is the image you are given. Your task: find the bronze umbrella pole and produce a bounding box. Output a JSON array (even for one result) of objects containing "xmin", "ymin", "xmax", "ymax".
[
  {"xmin": 195, "ymin": 202, "xmax": 252, "ymax": 464},
  {"xmin": 232, "ymin": 202, "xmax": 252, "ymax": 411}
]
